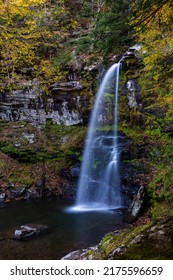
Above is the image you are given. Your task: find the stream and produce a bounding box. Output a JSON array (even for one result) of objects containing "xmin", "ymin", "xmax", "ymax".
[{"xmin": 0, "ymin": 199, "xmax": 127, "ymax": 259}]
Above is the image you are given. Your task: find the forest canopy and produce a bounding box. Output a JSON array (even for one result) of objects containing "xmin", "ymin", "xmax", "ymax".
[
  {"xmin": 0, "ymin": 0, "xmax": 78, "ymax": 91},
  {"xmin": 0, "ymin": 0, "xmax": 172, "ymax": 95}
]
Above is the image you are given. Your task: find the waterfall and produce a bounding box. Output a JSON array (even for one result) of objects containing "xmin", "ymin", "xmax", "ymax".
[{"xmin": 75, "ymin": 63, "xmax": 123, "ymax": 211}]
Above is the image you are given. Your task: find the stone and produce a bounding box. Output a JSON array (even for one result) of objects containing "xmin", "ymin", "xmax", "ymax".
[
  {"xmin": 69, "ymin": 165, "xmax": 80, "ymax": 178},
  {"xmin": 50, "ymin": 81, "xmax": 83, "ymax": 92},
  {"xmin": 20, "ymin": 67, "xmax": 34, "ymax": 74},
  {"xmin": 8, "ymin": 182, "xmax": 15, "ymax": 188},
  {"xmin": 124, "ymin": 185, "xmax": 146, "ymax": 223},
  {"xmin": 130, "ymin": 234, "xmax": 144, "ymax": 245},
  {"xmin": 0, "ymin": 193, "xmax": 6, "ymax": 203},
  {"xmin": 109, "ymin": 245, "xmax": 126, "ymax": 259},
  {"xmin": 61, "ymin": 249, "xmax": 87, "ymax": 260},
  {"xmin": 121, "ymin": 44, "xmax": 142, "ymax": 63},
  {"xmin": 22, "ymin": 132, "xmax": 36, "ymax": 144},
  {"xmin": 13, "ymin": 224, "xmax": 50, "ymax": 240},
  {"xmin": 26, "ymin": 186, "xmax": 41, "ymax": 200},
  {"xmin": 125, "ymin": 79, "xmax": 141, "ymax": 109},
  {"xmin": 0, "ymin": 83, "xmax": 85, "ymax": 127},
  {"xmin": 61, "ymin": 246, "xmax": 97, "ymax": 260},
  {"xmin": 7, "ymin": 187, "xmax": 26, "ymax": 199},
  {"xmin": 148, "ymin": 226, "xmax": 172, "ymax": 249}
]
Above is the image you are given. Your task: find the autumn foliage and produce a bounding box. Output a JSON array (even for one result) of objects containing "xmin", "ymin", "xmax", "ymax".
[{"xmin": 0, "ymin": 0, "xmax": 78, "ymax": 91}]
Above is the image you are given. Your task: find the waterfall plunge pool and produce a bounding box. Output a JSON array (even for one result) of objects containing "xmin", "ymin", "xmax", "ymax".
[{"xmin": 0, "ymin": 199, "xmax": 128, "ymax": 259}]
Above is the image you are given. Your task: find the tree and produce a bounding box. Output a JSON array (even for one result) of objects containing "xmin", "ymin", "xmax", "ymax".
[
  {"xmin": 132, "ymin": 0, "xmax": 173, "ymax": 92},
  {"xmin": 131, "ymin": 0, "xmax": 173, "ymax": 123},
  {"xmin": 91, "ymin": 0, "xmax": 134, "ymax": 56},
  {"xmin": 0, "ymin": 0, "xmax": 78, "ymax": 92},
  {"xmin": 74, "ymin": 0, "xmax": 135, "ymax": 62}
]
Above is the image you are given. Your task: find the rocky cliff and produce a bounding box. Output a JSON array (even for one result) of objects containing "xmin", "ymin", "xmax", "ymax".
[{"xmin": 0, "ymin": 80, "xmax": 88, "ymax": 127}]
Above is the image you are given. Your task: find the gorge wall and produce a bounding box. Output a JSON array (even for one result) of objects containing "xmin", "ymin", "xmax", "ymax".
[
  {"xmin": 0, "ymin": 46, "xmax": 145, "ymax": 210},
  {"xmin": 0, "ymin": 80, "xmax": 87, "ymax": 127},
  {"xmin": 0, "ymin": 46, "xmax": 141, "ymax": 128}
]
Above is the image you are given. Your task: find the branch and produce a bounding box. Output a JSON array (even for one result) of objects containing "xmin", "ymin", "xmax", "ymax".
[{"xmin": 131, "ymin": 0, "xmax": 170, "ymax": 29}]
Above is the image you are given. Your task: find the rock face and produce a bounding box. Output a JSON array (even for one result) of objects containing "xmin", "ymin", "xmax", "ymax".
[
  {"xmin": 0, "ymin": 80, "xmax": 89, "ymax": 127},
  {"xmin": 124, "ymin": 79, "xmax": 141, "ymax": 109},
  {"xmin": 61, "ymin": 249, "xmax": 92, "ymax": 260},
  {"xmin": 121, "ymin": 45, "xmax": 142, "ymax": 111},
  {"xmin": 13, "ymin": 224, "xmax": 50, "ymax": 240},
  {"xmin": 124, "ymin": 185, "xmax": 146, "ymax": 223}
]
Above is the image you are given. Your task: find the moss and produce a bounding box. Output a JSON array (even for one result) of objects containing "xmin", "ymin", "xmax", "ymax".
[
  {"xmin": 101, "ymin": 225, "xmax": 149, "ymax": 252},
  {"xmin": 122, "ymin": 220, "xmax": 173, "ymax": 259},
  {"xmin": 148, "ymin": 165, "xmax": 173, "ymax": 219},
  {"xmin": 43, "ymin": 122, "xmax": 86, "ymax": 148},
  {"xmin": 85, "ymin": 224, "xmax": 152, "ymax": 260},
  {"xmin": 0, "ymin": 121, "xmax": 86, "ymax": 194},
  {"xmin": 0, "ymin": 160, "xmax": 5, "ymax": 168},
  {"xmin": 0, "ymin": 142, "xmax": 52, "ymax": 163},
  {"xmin": 84, "ymin": 219, "xmax": 173, "ymax": 260},
  {"xmin": 98, "ymin": 232, "xmax": 116, "ymax": 254},
  {"xmin": 0, "ymin": 120, "xmax": 9, "ymax": 127}
]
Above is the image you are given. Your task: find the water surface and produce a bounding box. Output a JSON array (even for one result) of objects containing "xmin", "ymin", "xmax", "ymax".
[{"xmin": 0, "ymin": 199, "xmax": 127, "ymax": 259}]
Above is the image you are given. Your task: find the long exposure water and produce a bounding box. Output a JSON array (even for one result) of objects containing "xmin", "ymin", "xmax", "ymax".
[
  {"xmin": 0, "ymin": 199, "xmax": 127, "ymax": 259},
  {"xmin": 0, "ymin": 63, "xmax": 128, "ymax": 260},
  {"xmin": 76, "ymin": 63, "xmax": 123, "ymax": 210}
]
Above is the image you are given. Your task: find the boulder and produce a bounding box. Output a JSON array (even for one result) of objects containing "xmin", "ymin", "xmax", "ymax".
[
  {"xmin": 61, "ymin": 246, "xmax": 97, "ymax": 260},
  {"xmin": 124, "ymin": 185, "xmax": 146, "ymax": 223},
  {"xmin": 124, "ymin": 79, "xmax": 141, "ymax": 110},
  {"xmin": 13, "ymin": 224, "xmax": 50, "ymax": 240},
  {"xmin": 69, "ymin": 165, "xmax": 80, "ymax": 178},
  {"xmin": 26, "ymin": 186, "xmax": 42, "ymax": 200},
  {"xmin": 6, "ymin": 187, "xmax": 26, "ymax": 199},
  {"xmin": 0, "ymin": 193, "xmax": 6, "ymax": 203},
  {"xmin": 61, "ymin": 249, "xmax": 88, "ymax": 260},
  {"xmin": 22, "ymin": 132, "xmax": 36, "ymax": 144}
]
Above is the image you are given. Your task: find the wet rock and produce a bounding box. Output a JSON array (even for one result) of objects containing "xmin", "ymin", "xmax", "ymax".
[
  {"xmin": 124, "ymin": 185, "xmax": 146, "ymax": 223},
  {"xmin": 121, "ymin": 44, "xmax": 142, "ymax": 66},
  {"xmin": 26, "ymin": 186, "xmax": 42, "ymax": 200},
  {"xmin": 0, "ymin": 193, "xmax": 6, "ymax": 203},
  {"xmin": 60, "ymin": 181, "xmax": 76, "ymax": 199},
  {"xmin": 69, "ymin": 165, "xmax": 80, "ymax": 178},
  {"xmin": 13, "ymin": 224, "xmax": 50, "ymax": 240},
  {"xmin": 8, "ymin": 182, "xmax": 15, "ymax": 188},
  {"xmin": 111, "ymin": 245, "xmax": 126, "ymax": 256},
  {"xmin": 61, "ymin": 246, "xmax": 97, "ymax": 260},
  {"xmin": 7, "ymin": 187, "xmax": 26, "ymax": 199},
  {"xmin": 61, "ymin": 249, "xmax": 88, "ymax": 260}
]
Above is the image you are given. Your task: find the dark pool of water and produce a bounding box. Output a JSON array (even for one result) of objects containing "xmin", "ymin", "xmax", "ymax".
[{"xmin": 0, "ymin": 199, "xmax": 128, "ymax": 259}]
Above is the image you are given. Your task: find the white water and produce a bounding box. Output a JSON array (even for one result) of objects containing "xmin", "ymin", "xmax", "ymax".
[{"xmin": 75, "ymin": 63, "xmax": 123, "ymax": 211}]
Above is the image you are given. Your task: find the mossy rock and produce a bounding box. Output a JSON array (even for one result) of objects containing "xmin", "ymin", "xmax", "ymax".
[{"xmin": 80, "ymin": 218, "xmax": 173, "ymax": 260}]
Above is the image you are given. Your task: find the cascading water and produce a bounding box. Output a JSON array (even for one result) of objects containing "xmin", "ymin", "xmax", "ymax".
[{"xmin": 75, "ymin": 63, "xmax": 123, "ymax": 211}]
